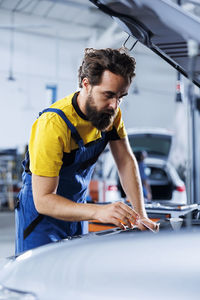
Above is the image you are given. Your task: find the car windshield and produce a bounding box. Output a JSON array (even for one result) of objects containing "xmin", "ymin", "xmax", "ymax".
[
  {"xmin": 146, "ymin": 166, "xmax": 168, "ymax": 181},
  {"xmin": 128, "ymin": 135, "xmax": 171, "ymax": 158}
]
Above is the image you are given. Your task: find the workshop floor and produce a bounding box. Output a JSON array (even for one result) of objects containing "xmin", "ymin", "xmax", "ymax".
[{"xmin": 0, "ymin": 211, "xmax": 15, "ymax": 258}]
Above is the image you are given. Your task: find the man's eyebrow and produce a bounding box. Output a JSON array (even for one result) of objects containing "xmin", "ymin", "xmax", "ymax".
[
  {"xmin": 104, "ymin": 91, "xmax": 116, "ymax": 96},
  {"xmin": 103, "ymin": 91, "xmax": 128, "ymax": 97},
  {"xmin": 121, "ymin": 93, "xmax": 128, "ymax": 97}
]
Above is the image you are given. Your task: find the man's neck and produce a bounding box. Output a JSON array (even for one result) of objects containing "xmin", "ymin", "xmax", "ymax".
[{"xmin": 76, "ymin": 90, "xmax": 87, "ymax": 116}]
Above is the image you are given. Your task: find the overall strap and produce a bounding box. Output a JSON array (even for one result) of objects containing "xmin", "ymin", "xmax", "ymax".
[
  {"xmin": 39, "ymin": 108, "xmax": 84, "ymax": 147},
  {"xmin": 23, "ymin": 215, "xmax": 44, "ymax": 240}
]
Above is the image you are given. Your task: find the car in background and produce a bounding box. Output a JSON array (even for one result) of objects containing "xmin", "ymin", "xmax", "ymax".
[
  {"xmin": 142, "ymin": 157, "xmax": 186, "ymax": 205},
  {"xmin": 90, "ymin": 128, "xmax": 187, "ymax": 206}
]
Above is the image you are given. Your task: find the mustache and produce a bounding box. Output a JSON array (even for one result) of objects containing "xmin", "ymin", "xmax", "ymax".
[{"xmin": 102, "ymin": 108, "xmax": 115, "ymax": 116}]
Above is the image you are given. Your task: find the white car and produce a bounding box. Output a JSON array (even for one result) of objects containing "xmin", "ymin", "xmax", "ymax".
[
  {"xmin": 0, "ymin": 227, "xmax": 200, "ymax": 300},
  {"xmin": 91, "ymin": 128, "xmax": 187, "ymax": 205},
  {"xmin": 144, "ymin": 157, "xmax": 187, "ymax": 205},
  {"xmin": 124, "ymin": 128, "xmax": 187, "ymax": 205}
]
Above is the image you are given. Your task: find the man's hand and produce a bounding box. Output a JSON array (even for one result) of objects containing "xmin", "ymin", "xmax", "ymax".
[
  {"xmin": 94, "ymin": 201, "xmax": 139, "ymax": 230},
  {"xmin": 136, "ymin": 217, "xmax": 159, "ymax": 232},
  {"xmin": 94, "ymin": 201, "xmax": 159, "ymax": 232}
]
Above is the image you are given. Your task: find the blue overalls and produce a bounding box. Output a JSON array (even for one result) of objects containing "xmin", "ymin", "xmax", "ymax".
[{"xmin": 15, "ymin": 108, "xmax": 109, "ymax": 255}]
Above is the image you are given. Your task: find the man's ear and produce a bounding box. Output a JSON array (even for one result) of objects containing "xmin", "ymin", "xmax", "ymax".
[{"xmin": 82, "ymin": 77, "xmax": 90, "ymax": 91}]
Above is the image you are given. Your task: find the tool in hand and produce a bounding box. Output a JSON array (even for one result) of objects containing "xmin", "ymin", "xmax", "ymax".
[{"xmin": 138, "ymin": 219, "xmax": 160, "ymax": 233}]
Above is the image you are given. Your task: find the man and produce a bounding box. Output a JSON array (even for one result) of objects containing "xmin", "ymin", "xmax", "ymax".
[{"xmin": 15, "ymin": 48, "xmax": 157, "ymax": 255}]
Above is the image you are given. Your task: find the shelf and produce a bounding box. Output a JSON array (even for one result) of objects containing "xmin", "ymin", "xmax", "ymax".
[{"xmin": 0, "ymin": 180, "xmax": 19, "ymax": 185}]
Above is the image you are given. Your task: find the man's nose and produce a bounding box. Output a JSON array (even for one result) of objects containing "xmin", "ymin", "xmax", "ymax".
[{"xmin": 108, "ymin": 97, "xmax": 119, "ymax": 110}]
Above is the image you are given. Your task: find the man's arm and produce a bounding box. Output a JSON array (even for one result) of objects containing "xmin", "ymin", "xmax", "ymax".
[
  {"xmin": 32, "ymin": 174, "xmax": 139, "ymax": 230},
  {"xmin": 109, "ymin": 137, "xmax": 157, "ymax": 230}
]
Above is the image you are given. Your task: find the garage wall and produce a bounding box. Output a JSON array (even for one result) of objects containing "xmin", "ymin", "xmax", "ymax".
[
  {"xmin": 121, "ymin": 44, "xmax": 177, "ymax": 130},
  {"xmin": 0, "ymin": 23, "xmax": 86, "ymax": 150}
]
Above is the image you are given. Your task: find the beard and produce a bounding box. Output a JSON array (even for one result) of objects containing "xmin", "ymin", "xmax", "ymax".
[{"xmin": 85, "ymin": 93, "xmax": 116, "ymax": 131}]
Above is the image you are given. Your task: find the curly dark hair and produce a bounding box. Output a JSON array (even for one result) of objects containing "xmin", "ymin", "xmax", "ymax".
[{"xmin": 78, "ymin": 48, "xmax": 136, "ymax": 88}]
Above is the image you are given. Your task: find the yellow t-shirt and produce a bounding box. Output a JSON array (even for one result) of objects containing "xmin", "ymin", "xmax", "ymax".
[{"xmin": 29, "ymin": 92, "xmax": 127, "ymax": 177}]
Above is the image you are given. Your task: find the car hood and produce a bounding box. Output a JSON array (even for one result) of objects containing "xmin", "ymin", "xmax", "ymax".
[
  {"xmin": 90, "ymin": 0, "xmax": 200, "ymax": 87},
  {"xmin": 127, "ymin": 129, "xmax": 173, "ymax": 160},
  {"xmin": 0, "ymin": 229, "xmax": 200, "ymax": 300}
]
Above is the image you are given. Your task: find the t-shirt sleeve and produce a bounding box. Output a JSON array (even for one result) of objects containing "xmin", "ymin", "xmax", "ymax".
[
  {"xmin": 108, "ymin": 108, "xmax": 127, "ymax": 140},
  {"xmin": 29, "ymin": 114, "xmax": 69, "ymax": 177}
]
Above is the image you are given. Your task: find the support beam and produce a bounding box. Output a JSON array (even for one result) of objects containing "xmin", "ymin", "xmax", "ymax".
[
  {"xmin": 0, "ymin": 9, "xmax": 99, "ymax": 41},
  {"xmin": 46, "ymin": 0, "xmax": 92, "ymax": 10}
]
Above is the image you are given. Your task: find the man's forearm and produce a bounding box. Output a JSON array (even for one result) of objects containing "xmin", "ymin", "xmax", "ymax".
[
  {"xmin": 32, "ymin": 173, "xmax": 139, "ymax": 229},
  {"xmin": 34, "ymin": 192, "xmax": 139, "ymax": 230},
  {"xmin": 109, "ymin": 138, "xmax": 147, "ymax": 218},
  {"xmin": 34, "ymin": 193, "xmax": 98, "ymax": 221},
  {"xmin": 118, "ymin": 156, "xmax": 147, "ymax": 218}
]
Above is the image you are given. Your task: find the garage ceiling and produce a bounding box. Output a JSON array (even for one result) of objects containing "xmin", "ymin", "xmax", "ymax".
[
  {"xmin": 0, "ymin": 0, "xmax": 115, "ymax": 42},
  {"xmin": 0, "ymin": 0, "xmax": 199, "ymax": 45},
  {"xmin": 0, "ymin": 0, "xmax": 102, "ymax": 26}
]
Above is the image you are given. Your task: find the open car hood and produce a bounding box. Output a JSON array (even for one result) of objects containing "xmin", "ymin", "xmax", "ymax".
[
  {"xmin": 90, "ymin": 0, "xmax": 200, "ymax": 87},
  {"xmin": 127, "ymin": 129, "xmax": 173, "ymax": 159}
]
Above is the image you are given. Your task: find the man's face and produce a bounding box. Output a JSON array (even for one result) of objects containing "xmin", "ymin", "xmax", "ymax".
[{"xmin": 85, "ymin": 70, "xmax": 130, "ymax": 131}]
